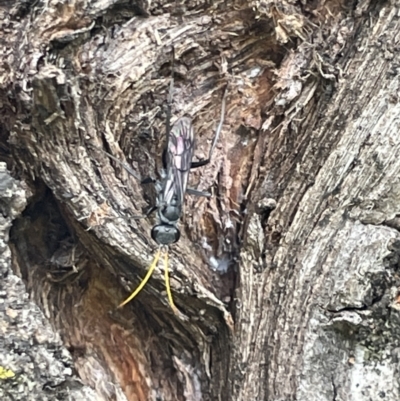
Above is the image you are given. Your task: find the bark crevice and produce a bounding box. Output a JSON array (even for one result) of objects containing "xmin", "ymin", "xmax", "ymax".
[{"xmin": 2, "ymin": 0, "xmax": 400, "ymax": 400}]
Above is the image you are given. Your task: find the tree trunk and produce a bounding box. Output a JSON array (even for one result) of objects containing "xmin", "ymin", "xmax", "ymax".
[{"xmin": 1, "ymin": 0, "xmax": 400, "ymax": 400}]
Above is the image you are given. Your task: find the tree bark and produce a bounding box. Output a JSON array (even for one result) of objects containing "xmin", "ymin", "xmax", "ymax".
[{"xmin": 1, "ymin": 0, "xmax": 400, "ymax": 400}]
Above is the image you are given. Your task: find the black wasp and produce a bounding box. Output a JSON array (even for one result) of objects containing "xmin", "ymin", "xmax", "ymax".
[{"xmin": 102, "ymin": 50, "xmax": 227, "ymax": 314}]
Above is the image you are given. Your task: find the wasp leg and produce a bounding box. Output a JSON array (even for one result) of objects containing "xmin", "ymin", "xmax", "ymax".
[
  {"xmin": 190, "ymin": 159, "xmax": 211, "ymax": 168},
  {"xmin": 100, "ymin": 149, "xmax": 158, "ymax": 218},
  {"xmin": 145, "ymin": 205, "xmax": 157, "ymax": 216},
  {"xmin": 118, "ymin": 248, "xmax": 161, "ymax": 308},
  {"xmin": 141, "ymin": 177, "xmax": 156, "ymax": 185},
  {"xmin": 186, "ymin": 187, "xmax": 211, "ymax": 197},
  {"xmin": 96, "ymin": 147, "xmax": 141, "ymax": 181},
  {"xmin": 190, "ymin": 86, "xmax": 228, "ymax": 169},
  {"xmin": 165, "ymin": 46, "xmax": 175, "ymax": 155},
  {"xmin": 131, "ymin": 205, "xmax": 157, "ymax": 220},
  {"xmin": 95, "ymin": 144, "xmax": 157, "ymax": 186}
]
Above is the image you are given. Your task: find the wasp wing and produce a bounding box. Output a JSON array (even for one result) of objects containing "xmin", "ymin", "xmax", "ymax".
[{"xmin": 162, "ymin": 117, "xmax": 194, "ymax": 207}]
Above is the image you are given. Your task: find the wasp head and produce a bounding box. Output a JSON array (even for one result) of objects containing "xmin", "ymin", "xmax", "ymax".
[{"xmin": 151, "ymin": 224, "xmax": 180, "ymax": 245}]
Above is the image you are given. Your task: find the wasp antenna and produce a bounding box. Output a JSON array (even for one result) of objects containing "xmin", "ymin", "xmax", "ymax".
[
  {"xmin": 118, "ymin": 248, "xmax": 161, "ymax": 308},
  {"xmin": 163, "ymin": 250, "xmax": 179, "ymax": 314},
  {"xmin": 166, "ymin": 46, "xmax": 175, "ymax": 148}
]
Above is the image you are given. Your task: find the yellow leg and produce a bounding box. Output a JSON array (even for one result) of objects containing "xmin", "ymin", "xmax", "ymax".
[
  {"xmin": 163, "ymin": 251, "xmax": 178, "ymax": 314},
  {"xmin": 118, "ymin": 249, "xmax": 161, "ymax": 308}
]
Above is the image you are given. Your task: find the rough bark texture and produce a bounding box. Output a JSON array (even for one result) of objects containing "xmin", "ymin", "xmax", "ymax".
[
  {"xmin": 0, "ymin": 165, "xmax": 98, "ymax": 400},
  {"xmin": 1, "ymin": 0, "xmax": 400, "ymax": 400}
]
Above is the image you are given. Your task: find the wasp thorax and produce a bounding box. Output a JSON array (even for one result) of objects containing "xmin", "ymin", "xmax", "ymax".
[
  {"xmin": 151, "ymin": 224, "xmax": 181, "ymax": 245},
  {"xmin": 162, "ymin": 204, "xmax": 181, "ymax": 221}
]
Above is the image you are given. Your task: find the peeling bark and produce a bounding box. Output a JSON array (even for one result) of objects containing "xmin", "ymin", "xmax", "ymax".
[{"xmin": 1, "ymin": 0, "xmax": 400, "ymax": 400}]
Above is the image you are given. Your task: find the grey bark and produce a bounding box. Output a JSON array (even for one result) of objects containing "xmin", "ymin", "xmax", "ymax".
[
  {"xmin": 0, "ymin": 164, "xmax": 99, "ymax": 400},
  {"xmin": 1, "ymin": 0, "xmax": 400, "ymax": 400}
]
